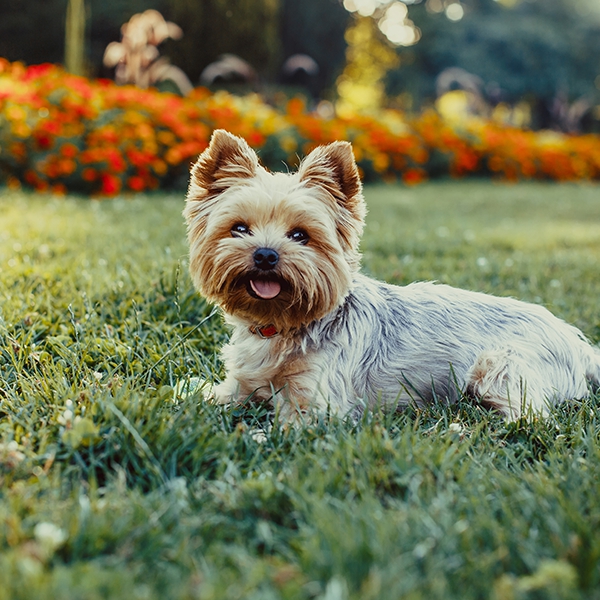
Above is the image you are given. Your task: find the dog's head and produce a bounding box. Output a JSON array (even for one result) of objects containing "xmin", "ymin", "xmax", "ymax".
[{"xmin": 184, "ymin": 129, "xmax": 366, "ymax": 331}]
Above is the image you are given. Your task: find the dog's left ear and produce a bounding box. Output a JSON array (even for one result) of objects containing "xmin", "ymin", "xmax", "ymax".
[
  {"xmin": 185, "ymin": 130, "xmax": 260, "ymax": 239},
  {"xmin": 298, "ymin": 141, "xmax": 362, "ymax": 207},
  {"xmin": 298, "ymin": 141, "xmax": 366, "ymax": 250},
  {"xmin": 188, "ymin": 129, "xmax": 259, "ymax": 199}
]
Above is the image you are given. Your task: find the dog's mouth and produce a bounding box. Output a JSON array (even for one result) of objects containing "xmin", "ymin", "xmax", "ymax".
[
  {"xmin": 242, "ymin": 275, "xmax": 286, "ymax": 300},
  {"xmin": 249, "ymin": 279, "xmax": 281, "ymax": 299}
]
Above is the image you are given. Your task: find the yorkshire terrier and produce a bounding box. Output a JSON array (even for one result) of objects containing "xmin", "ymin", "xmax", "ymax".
[{"xmin": 184, "ymin": 129, "xmax": 600, "ymax": 423}]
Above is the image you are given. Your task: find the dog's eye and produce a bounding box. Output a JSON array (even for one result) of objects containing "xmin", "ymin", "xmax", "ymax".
[
  {"xmin": 231, "ymin": 223, "xmax": 251, "ymax": 237},
  {"xmin": 288, "ymin": 229, "xmax": 309, "ymax": 245}
]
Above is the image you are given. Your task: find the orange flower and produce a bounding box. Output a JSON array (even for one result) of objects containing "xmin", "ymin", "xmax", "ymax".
[
  {"xmin": 286, "ymin": 97, "xmax": 306, "ymax": 117},
  {"xmin": 152, "ymin": 159, "xmax": 168, "ymax": 176},
  {"xmin": 488, "ymin": 155, "xmax": 503, "ymax": 172},
  {"xmin": 9, "ymin": 142, "xmax": 27, "ymax": 162},
  {"xmin": 127, "ymin": 175, "xmax": 145, "ymax": 192},
  {"xmin": 82, "ymin": 168, "xmax": 97, "ymax": 182},
  {"xmin": 60, "ymin": 143, "xmax": 78, "ymax": 158},
  {"xmin": 402, "ymin": 168, "xmax": 427, "ymax": 186},
  {"xmin": 2, "ymin": 59, "xmax": 600, "ymax": 197},
  {"xmin": 7, "ymin": 176, "xmax": 21, "ymax": 190},
  {"xmin": 51, "ymin": 183, "xmax": 67, "ymax": 195},
  {"xmin": 372, "ymin": 152, "xmax": 390, "ymax": 173}
]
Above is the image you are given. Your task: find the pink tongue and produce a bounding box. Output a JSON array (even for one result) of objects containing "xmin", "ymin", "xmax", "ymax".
[{"xmin": 250, "ymin": 279, "xmax": 281, "ymax": 299}]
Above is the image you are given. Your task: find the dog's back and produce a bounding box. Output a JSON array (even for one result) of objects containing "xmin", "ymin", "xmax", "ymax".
[{"xmin": 309, "ymin": 274, "xmax": 600, "ymax": 419}]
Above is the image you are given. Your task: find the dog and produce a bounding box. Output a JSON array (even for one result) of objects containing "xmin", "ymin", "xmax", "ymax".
[{"xmin": 183, "ymin": 129, "xmax": 600, "ymax": 423}]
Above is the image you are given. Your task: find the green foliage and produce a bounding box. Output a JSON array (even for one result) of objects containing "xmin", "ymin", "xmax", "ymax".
[
  {"xmin": 388, "ymin": 0, "xmax": 600, "ymax": 114},
  {"xmin": 0, "ymin": 0, "xmax": 167, "ymax": 74},
  {"xmin": 4, "ymin": 0, "xmax": 599, "ymax": 117},
  {"xmin": 280, "ymin": 0, "xmax": 350, "ymax": 97},
  {"xmin": 0, "ymin": 183, "xmax": 600, "ymax": 598},
  {"xmin": 0, "ymin": 0, "xmax": 69, "ymax": 65},
  {"xmin": 0, "ymin": 0, "xmax": 280, "ymax": 84}
]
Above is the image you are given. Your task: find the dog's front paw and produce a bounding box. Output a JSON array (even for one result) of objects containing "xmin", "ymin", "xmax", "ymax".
[{"xmin": 211, "ymin": 380, "xmax": 241, "ymax": 406}]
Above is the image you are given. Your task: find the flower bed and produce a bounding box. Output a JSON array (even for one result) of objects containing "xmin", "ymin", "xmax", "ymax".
[{"xmin": 1, "ymin": 59, "xmax": 599, "ymax": 196}]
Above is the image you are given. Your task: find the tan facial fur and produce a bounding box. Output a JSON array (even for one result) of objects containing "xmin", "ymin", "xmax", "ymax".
[{"xmin": 184, "ymin": 130, "xmax": 366, "ymax": 333}]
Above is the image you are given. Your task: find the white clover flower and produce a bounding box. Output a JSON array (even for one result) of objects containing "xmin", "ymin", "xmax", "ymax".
[
  {"xmin": 448, "ymin": 422, "xmax": 463, "ymax": 434},
  {"xmin": 57, "ymin": 408, "xmax": 74, "ymax": 426},
  {"xmin": 34, "ymin": 522, "xmax": 67, "ymax": 555},
  {"xmin": 250, "ymin": 429, "xmax": 268, "ymax": 444},
  {"xmin": 0, "ymin": 441, "xmax": 25, "ymax": 469}
]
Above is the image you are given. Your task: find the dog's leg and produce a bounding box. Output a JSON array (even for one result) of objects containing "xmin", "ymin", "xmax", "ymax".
[
  {"xmin": 212, "ymin": 377, "xmax": 242, "ymax": 405},
  {"xmin": 271, "ymin": 392, "xmax": 312, "ymax": 426},
  {"xmin": 465, "ymin": 348, "xmax": 549, "ymax": 420}
]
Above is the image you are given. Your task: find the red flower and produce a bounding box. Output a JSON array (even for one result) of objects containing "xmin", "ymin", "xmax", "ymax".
[
  {"xmin": 104, "ymin": 148, "xmax": 127, "ymax": 173},
  {"xmin": 23, "ymin": 63, "xmax": 54, "ymax": 81},
  {"xmin": 100, "ymin": 173, "xmax": 122, "ymax": 195},
  {"xmin": 35, "ymin": 134, "xmax": 53, "ymax": 150}
]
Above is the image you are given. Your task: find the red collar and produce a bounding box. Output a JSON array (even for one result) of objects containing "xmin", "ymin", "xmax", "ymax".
[{"xmin": 249, "ymin": 324, "xmax": 279, "ymax": 338}]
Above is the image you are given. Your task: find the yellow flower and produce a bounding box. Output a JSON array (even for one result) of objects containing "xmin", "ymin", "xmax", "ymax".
[{"xmin": 280, "ymin": 135, "xmax": 297, "ymax": 154}]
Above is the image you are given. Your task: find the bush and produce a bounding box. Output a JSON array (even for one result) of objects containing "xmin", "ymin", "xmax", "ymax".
[{"xmin": 1, "ymin": 60, "xmax": 600, "ymax": 196}]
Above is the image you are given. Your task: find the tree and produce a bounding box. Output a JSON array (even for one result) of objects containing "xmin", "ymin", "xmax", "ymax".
[
  {"xmin": 337, "ymin": 17, "xmax": 399, "ymax": 114},
  {"xmin": 337, "ymin": 0, "xmax": 600, "ymax": 128},
  {"xmin": 0, "ymin": 0, "xmax": 169, "ymax": 75},
  {"xmin": 385, "ymin": 0, "xmax": 600, "ymax": 122},
  {"xmin": 65, "ymin": 0, "xmax": 87, "ymax": 75}
]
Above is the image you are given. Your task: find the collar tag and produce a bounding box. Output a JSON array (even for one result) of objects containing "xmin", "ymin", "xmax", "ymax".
[{"xmin": 251, "ymin": 324, "xmax": 279, "ymax": 338}]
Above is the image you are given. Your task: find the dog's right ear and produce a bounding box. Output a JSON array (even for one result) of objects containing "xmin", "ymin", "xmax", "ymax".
[{"xmin": 188, "ymin": 129, "xmax": 258, "ymax": 199}]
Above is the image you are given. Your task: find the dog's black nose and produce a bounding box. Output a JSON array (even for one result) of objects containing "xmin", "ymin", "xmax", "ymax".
[{"xmin": 253, "ymin": 247, "xmax": 279, "ymax": 270}]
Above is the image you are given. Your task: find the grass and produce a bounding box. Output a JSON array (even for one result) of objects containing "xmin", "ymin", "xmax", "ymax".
[{"xmin": 0, "ymin": 180, "xmax": 599, "ymax": 599}]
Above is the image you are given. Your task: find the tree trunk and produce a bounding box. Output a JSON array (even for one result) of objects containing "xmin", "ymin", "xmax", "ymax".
[{"xmin": 65, "ymin": 0, "xmax": 86, "ymax": 75}]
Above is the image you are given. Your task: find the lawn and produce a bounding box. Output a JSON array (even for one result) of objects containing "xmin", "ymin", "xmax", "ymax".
[{"xmin": 0, "ymin": 181, "xmax": 599, "ymax": 600}]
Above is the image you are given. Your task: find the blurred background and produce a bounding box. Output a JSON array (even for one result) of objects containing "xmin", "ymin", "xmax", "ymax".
[{"xmin": 1, "ymin": 0, "xmax": 600, "ymax": 132}]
